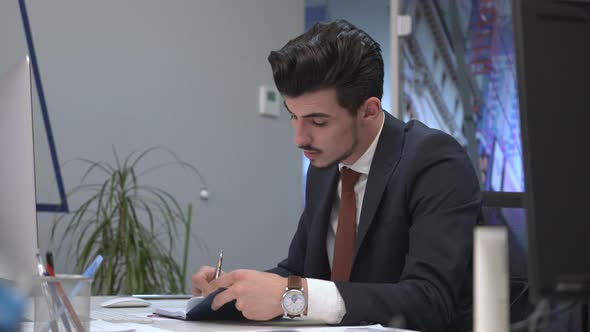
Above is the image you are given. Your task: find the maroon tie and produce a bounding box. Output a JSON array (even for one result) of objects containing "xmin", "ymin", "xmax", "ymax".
[{"xmin": 331, "ymin": 167, "xmax": 361, "ymax": 282}]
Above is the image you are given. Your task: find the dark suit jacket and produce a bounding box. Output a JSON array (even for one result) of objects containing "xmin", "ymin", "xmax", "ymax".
[{"xmin": 270, "ymin": 112, "xmax": 481, "ymax": 332}]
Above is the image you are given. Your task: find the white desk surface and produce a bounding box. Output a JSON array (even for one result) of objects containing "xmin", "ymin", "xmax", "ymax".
[
  {"xmin": 92, "ymin": 296, "xmax": 417, "ymax": 332},
  {"xmin": 94, "ymin": 295, "xmax": 324, "ymax": 332}
]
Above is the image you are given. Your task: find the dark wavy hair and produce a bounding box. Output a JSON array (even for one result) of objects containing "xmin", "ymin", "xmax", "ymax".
[{"xmin": 267, "ymin": 19, "xmax": 383, "ymax": 114}]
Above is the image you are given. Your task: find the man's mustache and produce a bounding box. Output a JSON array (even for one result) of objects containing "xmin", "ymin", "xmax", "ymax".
[{"xmin": 298, "ymin": 145, "xmax": 321, "ymax": 153}]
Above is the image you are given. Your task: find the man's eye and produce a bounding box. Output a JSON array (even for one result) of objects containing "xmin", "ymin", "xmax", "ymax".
[{"xmin": 312, "ymin": 121, "xmax": 327, "ymax": 127}]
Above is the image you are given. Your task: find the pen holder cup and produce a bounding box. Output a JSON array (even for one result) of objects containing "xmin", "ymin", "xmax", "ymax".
[{"xmin": 33, "ymin": 274, "xmax": 92, "ymax": 332}]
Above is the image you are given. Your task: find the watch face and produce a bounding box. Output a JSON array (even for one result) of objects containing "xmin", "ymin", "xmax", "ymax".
[{"xmin": 281, "ymin": 289, "xmax": 306, "ymax": 315}]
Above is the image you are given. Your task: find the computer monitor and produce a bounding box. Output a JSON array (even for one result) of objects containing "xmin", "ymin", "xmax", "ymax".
[
  {"xmin": 0, "ymin": 57, "xmax": 39, "ymax": 290},
  {"xmin": 513, "ymin": 0, "xmax": 590, "ymax": 301}
]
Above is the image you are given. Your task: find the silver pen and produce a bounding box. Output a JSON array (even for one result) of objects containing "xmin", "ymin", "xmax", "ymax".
[{"xmin": 214, "ymin": 250, "xmax": 223, "ymax": 279}]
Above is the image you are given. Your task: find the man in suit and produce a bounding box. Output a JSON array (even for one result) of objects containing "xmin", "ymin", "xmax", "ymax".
[{"xmin": 192, "ymin": 19, "xmax": 481, "ymax": 332}]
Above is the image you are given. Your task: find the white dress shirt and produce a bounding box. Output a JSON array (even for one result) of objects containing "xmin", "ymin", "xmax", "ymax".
[{"xmin": 306, "ymin": 115, "xmax": 384, "ymax": 324}]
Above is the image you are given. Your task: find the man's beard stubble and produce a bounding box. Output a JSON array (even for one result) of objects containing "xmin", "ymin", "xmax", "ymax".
[{"xmin": 299, "ymin": 126, "xmax": 359, "ymax": 169}]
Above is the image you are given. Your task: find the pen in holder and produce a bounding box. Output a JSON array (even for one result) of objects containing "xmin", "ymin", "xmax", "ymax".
[{"xmin": 33, "ymin": 275, "xmax": 92, "ymax": 332}]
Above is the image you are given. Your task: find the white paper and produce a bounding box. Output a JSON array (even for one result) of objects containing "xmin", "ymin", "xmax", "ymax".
[
  {"xmin": 152, "ymin": 296, "xmax": 204, "ymax": 319},
  {"xmin": 215, "ymin": 324, "xmax": 418, "ymax": 332}
]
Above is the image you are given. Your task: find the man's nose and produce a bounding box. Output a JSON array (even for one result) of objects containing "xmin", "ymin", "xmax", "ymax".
[{"xmin": 293, "ymin": 121, "xmax": 311, "ymax": 147}]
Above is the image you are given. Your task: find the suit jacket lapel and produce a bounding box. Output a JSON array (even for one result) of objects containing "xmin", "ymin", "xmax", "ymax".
[
  {"xmin": 306, "ymin": 165, "xmax": 339, "ymax": 279},
  {"xmin": 355, "ymin": 112, "xmax": 406, "ymax": 255}
]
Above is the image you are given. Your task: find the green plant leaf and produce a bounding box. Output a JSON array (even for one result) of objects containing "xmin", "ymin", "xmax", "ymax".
[{"xmin": 52, "ymin": 147, "xmax": 205, "ymax": 295}]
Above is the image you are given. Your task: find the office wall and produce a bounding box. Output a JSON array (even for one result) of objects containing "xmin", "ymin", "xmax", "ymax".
[{"xmin": 0, "ymin": 0, "xmax": 304, "ymax": 289}]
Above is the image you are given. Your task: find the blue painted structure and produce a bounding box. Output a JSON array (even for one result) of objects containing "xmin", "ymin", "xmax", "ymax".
[{"xmin": 18, "ymin": 0, "xmax": 69, "ymax": 213}]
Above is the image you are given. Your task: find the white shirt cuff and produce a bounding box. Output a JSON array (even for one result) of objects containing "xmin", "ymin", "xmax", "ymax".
[{"xmin": 306, "ymin": 278, "xmax": 346, "ymax": 324}]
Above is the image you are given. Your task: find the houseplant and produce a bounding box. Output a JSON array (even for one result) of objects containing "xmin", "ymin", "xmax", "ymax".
[{"xmin": 51, "ymin": 147, "xmax": 208, "ymax": 295}]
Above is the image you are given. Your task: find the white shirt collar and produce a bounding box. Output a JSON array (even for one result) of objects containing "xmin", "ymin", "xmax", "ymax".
[{"xmin": 338, "ymin": 114, "xmax": 385, "ymax": 175}]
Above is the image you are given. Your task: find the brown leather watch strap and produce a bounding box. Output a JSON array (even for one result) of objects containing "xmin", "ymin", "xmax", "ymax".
[
  {"xmin": 288, "ymin": 275, "xmax": 302, "ymax": 290},
  {"xmin": 287, "ymin": 275, "xmax": 307, "ymax": 316}
]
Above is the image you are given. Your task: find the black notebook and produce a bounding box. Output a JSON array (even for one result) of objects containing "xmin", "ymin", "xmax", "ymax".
[{"xmin": 153, "ymin": 288, "xmax": 244, "ymax": 321}]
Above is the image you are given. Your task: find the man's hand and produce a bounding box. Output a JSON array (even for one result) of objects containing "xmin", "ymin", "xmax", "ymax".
[
  {"xmin": 192, "ymin": 265, "xmax": 226, "ymax": 296},
  {"xmin": 209, "ymin": 269, "xmax": 287, "ymax": 321}
]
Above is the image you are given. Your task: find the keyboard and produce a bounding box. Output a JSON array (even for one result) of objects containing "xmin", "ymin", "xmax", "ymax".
[{"xmin": 91, "ymin": 310, "xmax": 154, "ymax": 324}]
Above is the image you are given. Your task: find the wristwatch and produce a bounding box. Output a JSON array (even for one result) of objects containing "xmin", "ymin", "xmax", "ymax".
[{"xmin": 281, "ymin": 275, "xmax": 307, "ymax": 318}]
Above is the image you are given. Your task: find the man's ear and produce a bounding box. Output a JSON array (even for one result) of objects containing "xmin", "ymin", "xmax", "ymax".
[{"xmin": 359, "ymin": 97, "xmax": 382, "ymax": 120}]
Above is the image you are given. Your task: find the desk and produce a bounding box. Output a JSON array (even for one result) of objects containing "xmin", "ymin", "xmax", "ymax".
[
  {"xmin": 94, "ymin": 296, "xmax": 323, "ymax": 332},
  {"xmin": 92, "ymin": 296, "xmax": 418, "ymax": 332}
]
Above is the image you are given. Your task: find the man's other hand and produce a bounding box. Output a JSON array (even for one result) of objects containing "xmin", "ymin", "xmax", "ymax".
[
  {"xmin": 192, "ymin": 265, "xmax": 225, "ymax": 296},
  {"xmin": 209, "ymin": 269, "xmax": 287, "ymax": 321}
]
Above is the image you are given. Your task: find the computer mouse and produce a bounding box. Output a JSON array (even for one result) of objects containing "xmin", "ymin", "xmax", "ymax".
[{"xmin": 100, "ymin": 296, "xmax": 151, "ymax": 308}]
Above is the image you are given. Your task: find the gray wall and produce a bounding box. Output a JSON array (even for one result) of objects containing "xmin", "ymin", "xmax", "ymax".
[{"xmin": 0, "ymin": 0, "xmax": 304, "ymax": 290}]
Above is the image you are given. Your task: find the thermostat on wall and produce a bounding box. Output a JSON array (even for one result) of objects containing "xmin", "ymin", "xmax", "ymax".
[{"xmin": 259, "ymin": 85, "xmax": 280, "ymax": 118}]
